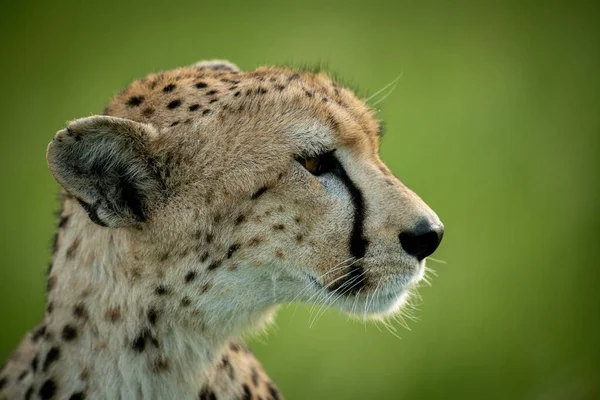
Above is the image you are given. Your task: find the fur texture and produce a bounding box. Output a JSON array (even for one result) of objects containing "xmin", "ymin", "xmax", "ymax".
[{"xmin": 0, "ymin": 60, "xmax": 443, "ymax": 400}]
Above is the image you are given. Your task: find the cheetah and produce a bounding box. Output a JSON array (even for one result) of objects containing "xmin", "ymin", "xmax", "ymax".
[{"xmin": 0, "ymin": 59, "xmax": 443, "ymax": 400}]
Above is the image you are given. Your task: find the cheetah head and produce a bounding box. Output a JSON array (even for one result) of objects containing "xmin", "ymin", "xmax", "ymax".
[{"xmin": 47, "ymin": 60, "xmax": 443, "ymax": 329}]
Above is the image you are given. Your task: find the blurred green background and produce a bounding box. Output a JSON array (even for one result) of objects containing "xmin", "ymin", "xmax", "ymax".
[{"xmin": 1, "ymin": 0, "xmax": 599, "ymax": 398}]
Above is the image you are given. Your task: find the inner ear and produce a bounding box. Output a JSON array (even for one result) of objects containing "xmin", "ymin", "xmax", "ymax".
[{"xmin": 47, "ymin": 116, "xmax": 164, "ymax": 228}]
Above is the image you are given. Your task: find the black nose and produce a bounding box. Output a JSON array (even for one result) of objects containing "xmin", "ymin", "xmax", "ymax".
[{"xmin": 399, "ymin": 220, "xmax": 444, "ymax": 261}]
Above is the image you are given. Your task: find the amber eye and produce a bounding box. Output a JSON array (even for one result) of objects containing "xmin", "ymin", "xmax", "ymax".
[
  {"xmin": 304, "ymin": 156, "xmax": 323, "ymax": 175},
  {"xmin": 296, "ymin": 151, "xmax": 336, "ymax": 176}
]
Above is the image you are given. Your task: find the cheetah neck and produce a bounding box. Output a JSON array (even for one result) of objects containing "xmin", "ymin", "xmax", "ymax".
[{"xmin": 37, "ymin": 201, "xmax": 278, "ymax": 399}]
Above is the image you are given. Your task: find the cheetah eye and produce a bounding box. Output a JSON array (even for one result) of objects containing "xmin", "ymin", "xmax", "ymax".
[{"xmin": 296, "ymin": 151, "xmax": 336, "ymax": 176}]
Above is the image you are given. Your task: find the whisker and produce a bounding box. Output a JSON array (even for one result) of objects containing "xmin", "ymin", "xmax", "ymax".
[
  {"xmin": 364, "ymin": 282, "xmax": 381, "ymax": 321},
  {"xmin": 426, "ymin": 257, "xmax": 447, "ymax": 265},
  {"xmin": 306, "ymin": 257, "xmax": 363, "ymax": 319},
  {"xmin": 364, "ymin": 75, "xmax": 402, "ymax": 104},
  {"xmin": 286, "ymin": 257, "xmax": 356, "ymax": 309},
  {"xmin": 379, "ymin": 317, "xmax": 403, "ymax": 340},
  {"xmin": 424, "ymin": 266, "xmax": 438, "ymax": 277},
  {"xmin": 371, "ymin": 78, "xmax": 400, "ymax": 107},
  {"xmin": 310, "ymin": 272, "xmax": 366, "ymax": 327},
  {"xmin": 307, "ymin": 268, "xmax": 356, "ymax": 315}
]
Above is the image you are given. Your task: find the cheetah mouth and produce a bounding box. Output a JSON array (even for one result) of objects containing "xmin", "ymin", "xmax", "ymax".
[
  {"xmin": 301, "ymin": 259, "xmax": 426, "ymax": 317},
  {"xmin": 326, "ymin": 263, "xmax": 367, "ymax": 294},
  {"xmin": 306, "ymin": 263, "xmax": 367, "ymax": 296}
]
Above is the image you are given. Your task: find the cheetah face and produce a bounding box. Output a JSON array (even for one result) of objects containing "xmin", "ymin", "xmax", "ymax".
[{"xmin": 47, "ymin": 61, "xmax": 443, "ymax": 321}]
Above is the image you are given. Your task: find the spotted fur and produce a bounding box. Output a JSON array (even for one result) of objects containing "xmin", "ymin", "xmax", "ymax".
[{"xmin": 0, "ymin": 59, "xmax": 442, "ymax": 399}]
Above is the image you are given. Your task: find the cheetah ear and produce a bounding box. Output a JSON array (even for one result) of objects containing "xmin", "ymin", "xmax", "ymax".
[
  {"xmin": 191, "ymin": 59, "xmax": 240, "ymax": 72},
  {"xmin": 47, "ymin": 116, "xmax": 164, "ymax": 228}
]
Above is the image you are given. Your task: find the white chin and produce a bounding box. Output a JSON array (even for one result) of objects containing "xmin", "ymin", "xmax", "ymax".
[
  {"xmin": 376, "ymin": 290, "xmax": 412, "ymax": 317},
  {"xmin": 338, "ymin": 289, "xmax": 412, "ymax": 319}
]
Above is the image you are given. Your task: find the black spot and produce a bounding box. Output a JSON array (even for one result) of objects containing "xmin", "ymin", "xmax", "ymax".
[
  {"xmin": 189, "ymin": 104, "xmax": 200, "ymax": 111},
  {"xmin": 132, "ymin": 329, "xmax": 159, "ymax": 352},
  {"xmin": 132, "ymin": 334, "xmax": 146, "ymax": 352},
  {"xmin": 267, "ymin": 383, "xmax": 280, "ymax": 400},
  {"xmin": 273, "ymin": 224, "xmax": 285, "ymax": 231},
  {"xmin": 147, "ymin": 308, "xmax": 158, "ymax": 325},
  {"xmin": 142, "ymin": 107, "xmax": 155, "ymax": 117},
  {"xmin": 181, "ymin": 297, "xmax": 191, "ymax": 307},
  {"xmin": 276, "ymin": 84, "xmax": 285, "ymax": 91},
  {"xmin": 73, "ymin": 304, "xmax": 87, "ymax": 319},
  {"xmin": 0, "ymin": 377, "xmax": 6, "ymax": 390},
  {"xmin": 43, "ymin": 347, "xmax": 60, "ymax": 372},
  {"xmin": 195, "ymin": 82, "xmax": 208, "ymax": 89},
  {"xmin": 170, "ymin": 121, "xmax": 180, "ymax": 127},
  {"xmin": 25, "ymin": 386, "xmax": 34, "ymax": 400},
  {"xmin": 200, "ymin": 283, "xmax": 210, "ymax": 294},
  {"xmin": 258, "ymin": 88, "xmax": 268, "ymax": 94},
  {"xmin": 251, "ymin": 187, "xmax": 268, "ymax": 199},
  {"xmin": 39, "ymin": 379, "xmax": 57, "ymax": 400},
  {"xmin": 209, "ymin": 98, "xmax": 218, "ymax": 104},
  {"xmin": 207, "ymin": 261, "xmax": 220, "ymax": 271},
  {"xmin": 185, "ymin": 271, "xmax": 197, "ymax": 283},
  {"xmin": 234, "ymin": 91, "xmax": 241, "ymax": 97},
  {"xmin": 200, "ymin": 252, "xmax": 209, "ymax": 263},
  {"xmin": 127, "ymin": 96, "xmax": 144, "ymax": 107},
  {"xmin": 69, "ymin": 392, "xmax": 86, "ymax": 400},
  {"xmin": 32, "ymin": 325, "xmax": 46, "ymax": 342},
  {"xmin": 251, "ymin": 368, "xmax": 259, "ymax": 387},
  {"xmin": 66, "ymin": 238, "xmax": 80, "ymax": 259},
  {"xmin": 227, "ymin": 244, "xmax": 240, "ymax": 259},
  {"xmin": 153, "ymin": 358, "xmax": 169, "ymax": 373},
  {"xmin": 206, "ymin": 90, "xmax": 218, "ymax": 95},
  {"xmin": 199, "ymin": 387, "xmax": 217, "ymax": 400},
  {"xmin": 235, "ymin": 215, "xmax": 245, "ymax": 225},
  {"xmin": 155, "ymin": 285, "xmax": 169, "ymax": 295},
  {"xmin": 31, "ymin": 354, "xmax": 39, "ymax": 371},
  {"xmin": 163, "ymin": 83, "xmax": 176, "ymax": 93},
  {"xmin": 58, "ymin": 215, "xmax": 69, "ymax": 228},
  {"xmin": 51, "ymin": 232, "xmax": 59, "ymax": 254},
  {"xmin": 242, "ymin": 384, "xmax": 252, "ymax": 400},
  {"xmin": 206, "ymin": 233, "xmax": 213, "ymax": 244},
  {"xmin": 18, "ymin": 370, "xmax": 28, "ymax": 380},
  {"xmin": 61, "ymin": 325, "xmax": 78, "ymax": 341},
  {"xmin": 220, "ymin": 355, "xmax": 235, "ymax": 380},
  {"xmin": 202, "ymin": 109, "xmax": 211, "ymax": 116},
  {"xmin": 167, "ymin": 99, "xmax": 182, "ymax": 109}
]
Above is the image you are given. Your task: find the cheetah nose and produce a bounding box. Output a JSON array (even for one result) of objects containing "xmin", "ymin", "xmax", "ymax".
[{"xmin": 399, "ymin": 219, "xmax": 444, "ymax": 261}]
